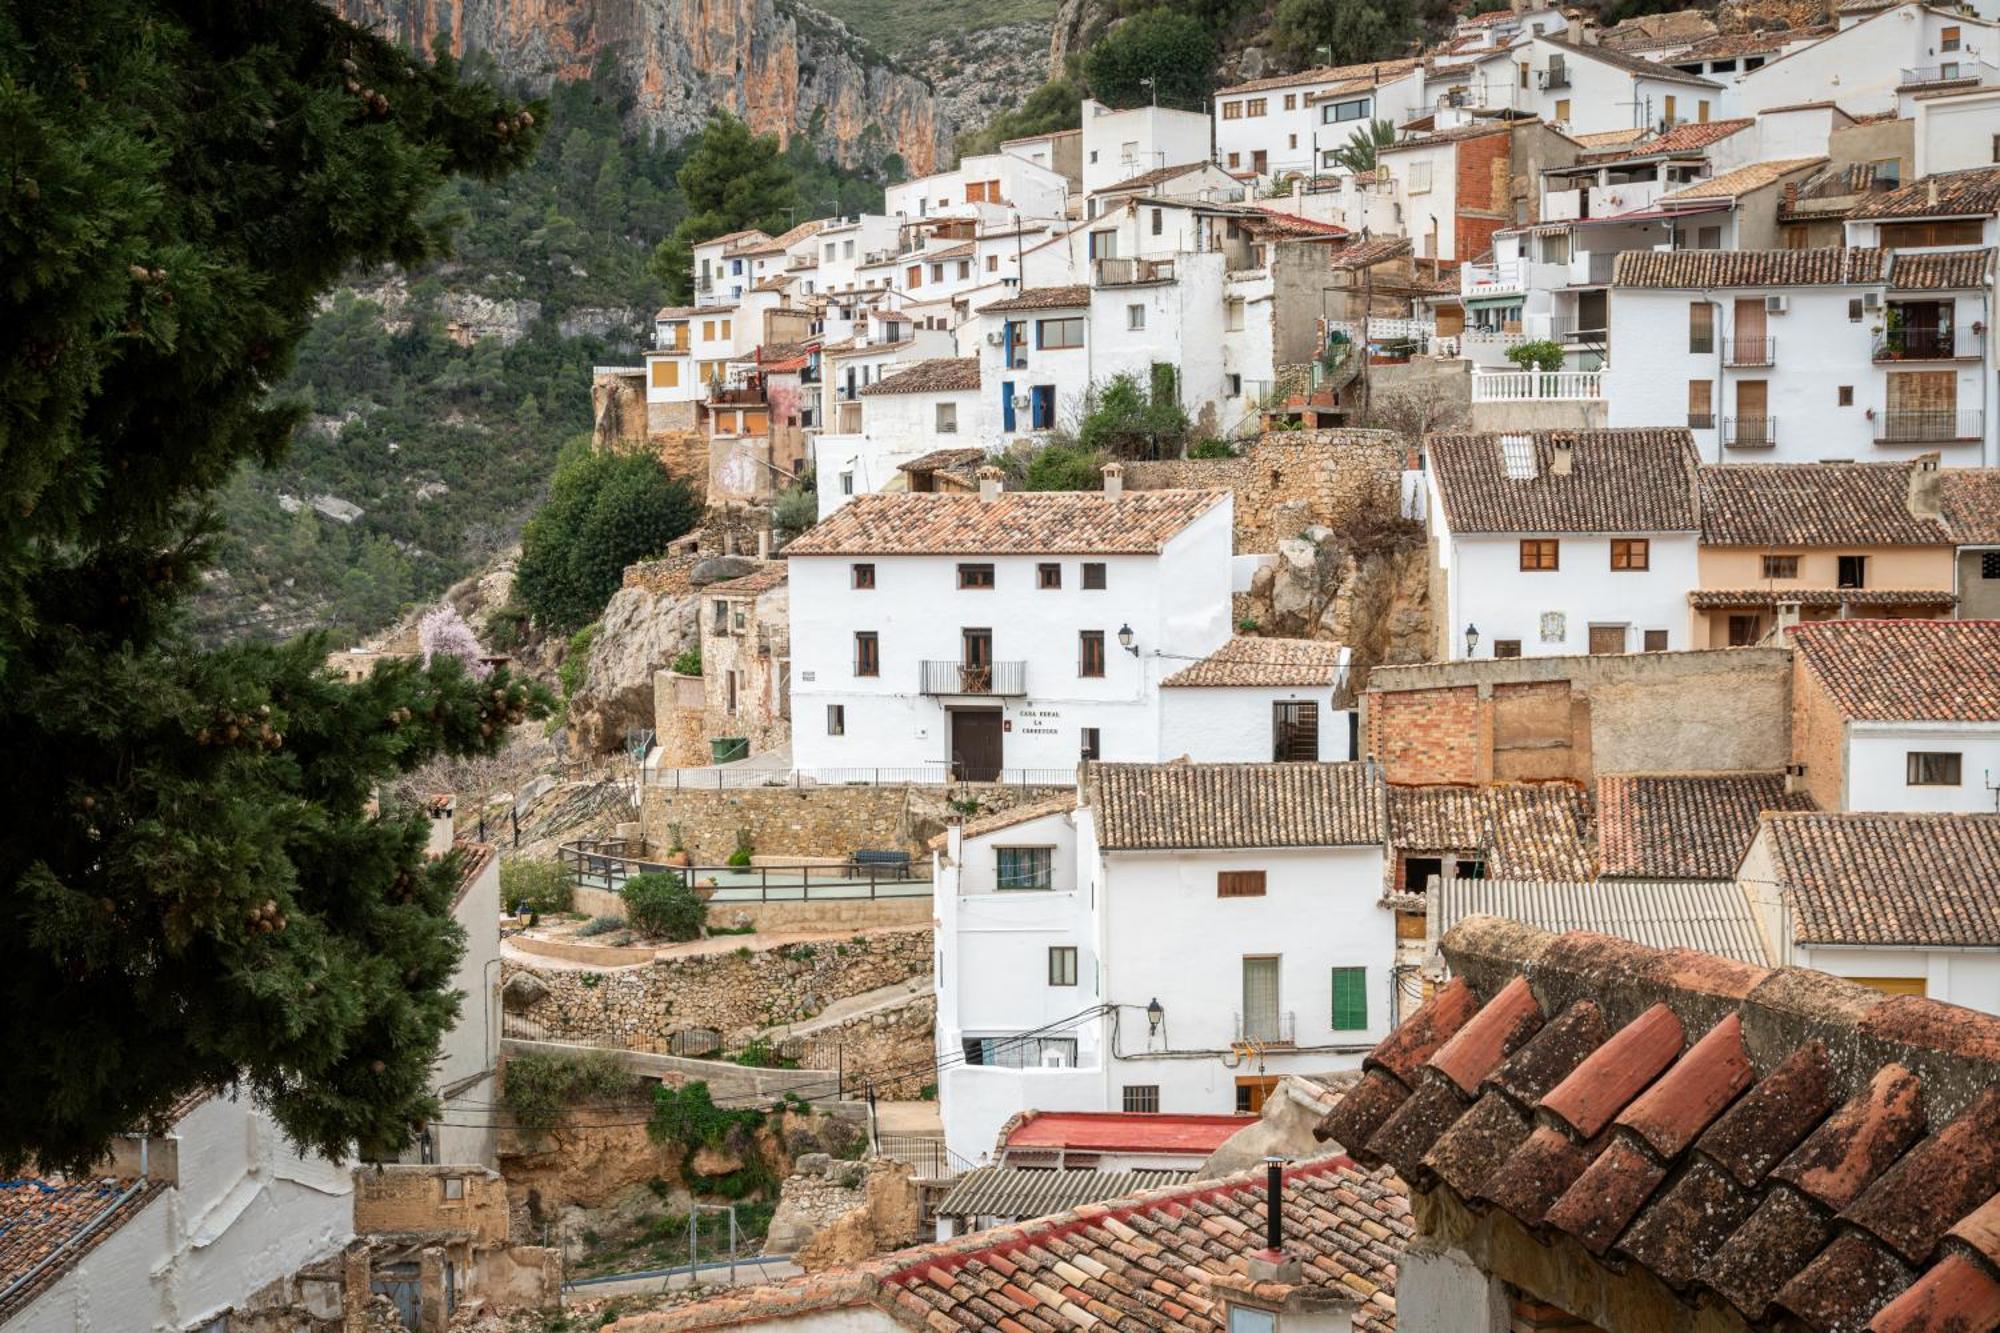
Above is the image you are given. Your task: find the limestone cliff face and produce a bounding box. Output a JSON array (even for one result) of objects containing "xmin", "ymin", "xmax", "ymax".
[{"xmin": 331, "ymin": 0, "xmax": 950, "ymax": 173}]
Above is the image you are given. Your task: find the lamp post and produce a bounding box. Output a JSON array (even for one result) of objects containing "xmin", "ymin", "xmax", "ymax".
[
  {"xmin": 1464, "ymin": 623, "xmax": 1480, "ymax": 658},
  {"xmin": 1117, "ymin": 624, "xmax": 1138, "ymax": 656}
]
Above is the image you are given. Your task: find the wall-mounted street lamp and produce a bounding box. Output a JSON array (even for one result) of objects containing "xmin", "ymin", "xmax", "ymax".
[
  {"xmin": 1146, "ymin": 997, "xmax": 1165, "ymax": 1036},
  {"xmin": 1464, "ymin": 623, "xmax": 1480, "ymax": 657},
  {"xmin": 1118, "ymin": 624, "xmax": 1138, "ymax": 656}
]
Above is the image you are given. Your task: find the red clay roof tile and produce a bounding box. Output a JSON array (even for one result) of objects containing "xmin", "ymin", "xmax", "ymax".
[
  {"xmin": 1427, "ymin": 976, "xmax": 1544, "ymax": 1095},
  {"xmin": 1539, "ymin": 1002, "xmax": 1686, "ymax": 1141},
  {"xmin": 1544, "ymin": 1135, "xmax": 1669, "ymax": 1255},
  {"xmin": 1317, "ymin": 1068, "xmax": 1413, "ymax": 1154},
  {"xmin": 1772, "ymin": 1064, "xmax": 1928, "ymax": 1212},
  {"xmin": 1481, "ymin": 1123, "xmax": 1607, "ymax": 1228},
  {"xmin": 1615, "ymin": 1013, "xmax": 1754, "ymax": 1160},
  {"xmin": 1617, "ymin": 1158, "xmax": 1758, "ymax": 1290},
  {"xmin": 1779, "ymin": 1230, "xmax": 1919, "ymax": 1331},
  {"xmin": 1484, "ymin": 1000, "xmax": 1609, "ymax": 1107},
  {"xmin": 1697, "ymin": 1041, "xmax": 1840, "ymax": 1189},
  {"xmin": 1364, "ymin": 1079, "xmax": 1474, "ymax": 1185},
  {"xmin": 1423, "ymin": 1091, "xmax": 1533, "ymax": 1201},
  {"xmin": 1944, "ymin": 1192, "xmax": 2000, "ymax": 1270},
  {"xmin": 1367, "ymin": 977, "xmax": 1481, "ymax": 1084},
  {"xmin": 1844, "ymin": 1088, "xmax": 2000, "ymax": 1267},
  {"xmin": 1707, "ymin": 1185, "xmax": 1840, "ymax": 1321},
  {"xmin": 1870, "ymin": 1252, "xmax": 2000, "ymax": 1333}
]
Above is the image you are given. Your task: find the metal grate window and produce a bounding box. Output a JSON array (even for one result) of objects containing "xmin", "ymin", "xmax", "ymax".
[
  {"xmin": 1331, "ymin": 967, "xmax": 1369, "ymax": 1030},
  {"xmin": 996, "ymin": 846, "xmax": 1053, "ymax": 890},
  {"xmin": 1122, "ymin": 1085, "xmax": 1160, "ymax": 1113},
  {"xmin": 1272, "ymin": 702, "xmax": 1319, "ymax": 761},
  {"xmin": 1983, "ymin": 552, "xmax": 2000, "ymax": 579}
]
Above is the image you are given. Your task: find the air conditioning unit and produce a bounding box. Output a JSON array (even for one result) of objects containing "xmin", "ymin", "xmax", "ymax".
[
  {"xmin": 1011, "ymin": 394, "xmax": 1032, "ymax": 411},
  {"xmin": 1766, "ymin": 295, "xmax": 1790, "ymax": 315},
  {"xmin": 1040, "ymin": 1048, "xmax": 1071, "ymax": 1069},
  {"xmin": 985, "ymin": 330, "xmax": 1004, "ymax": 345}
]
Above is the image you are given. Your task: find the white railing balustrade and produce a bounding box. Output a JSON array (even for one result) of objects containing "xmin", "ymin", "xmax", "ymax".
[
  {"xmin": 1328, "ymin": 316, "xmax": 1437, "ymax": 344},
  {"xmin": 1469, "ymin": 369, "xmax": 1605, "ymax": 402}
]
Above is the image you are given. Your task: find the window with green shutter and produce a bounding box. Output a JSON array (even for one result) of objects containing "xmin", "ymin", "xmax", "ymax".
[{"xmin": 1331, "ymin": 967, "xmax": 1369, "ymax": 1030}]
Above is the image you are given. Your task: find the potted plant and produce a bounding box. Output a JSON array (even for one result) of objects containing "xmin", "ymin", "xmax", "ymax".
[
  {"xmin": 666, "ymin": 823, "xmax": 692, "ymax": 868},
  {"xmin": 726, "ymin": 829, "xmax": 754, "ymax": 868},
  {"xmin": 698, "ymin": 875, "xmax": 721, "ymax": 902}
]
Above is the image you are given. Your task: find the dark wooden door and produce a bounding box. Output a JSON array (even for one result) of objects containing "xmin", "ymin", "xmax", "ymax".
[{"xmin": 952, "ymin": 710, "xmax": 1003, "ymax": 782}]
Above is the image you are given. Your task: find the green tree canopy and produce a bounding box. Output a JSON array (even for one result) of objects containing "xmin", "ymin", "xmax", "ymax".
[
  {"xmin": 515, "ymin": 442, "xmax": 702, "ymax": 632},
  {"xmin": 1076, "ymin": 371, "xmax": 1191, "ymax": 459},
  {"xmin": 0, "ymin": 0, "xmax": 552, "ymax": 1173},
  {"xmin": 1082, "ymin": 11, "xmax": 1218, "ymax": 113},
  {"xmin": 1272, "ymin": 0, "xmax": 1416, "ymax": 70},
  {"xmin": 649, "ymin": 113, "xmax": 802, "ymax": 304},
  {"xmin": 955, "ymin": 75, "xmax": 1085, "ymax": 160}
]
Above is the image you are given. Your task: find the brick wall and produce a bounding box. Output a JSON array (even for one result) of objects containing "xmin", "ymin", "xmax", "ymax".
[
  {"xmin": 1122, "ymin": 430, "xmax": 1409, "ymax": 555},
  {"xmin": 1791, "ymin": 655, "xmax": 1847, "ymax": 811},
  {"xmin": 1371, "ymin": 684, "xmax": 1486, "ymax": 784},
  {"xmin": 353, "ymin": 1166, "xmax": 511, "ymax": 1247},
  {"xmin": 1455, "ymin": 134, "xmax": 1510, "ymax": 261}
]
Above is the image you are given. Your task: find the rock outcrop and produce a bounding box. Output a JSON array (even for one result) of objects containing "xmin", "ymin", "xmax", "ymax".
[
  {"xmin": 329, "ymin": 0, "xmax": 951, "ymax": 173},
  {"xmin": 567, "ymin": 570, "xmax": 701, "ymax": 755}
]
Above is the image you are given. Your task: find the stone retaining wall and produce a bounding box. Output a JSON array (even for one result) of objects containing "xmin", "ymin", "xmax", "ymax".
[
  {"xmin": 1123, "ymin": 431, "xmax": 1411, "ymax": 554},
  {"xmin": 798, "ymin": 992, "xmax": 937, "ymax": 1101},
  {"xmin": 642, "ymin": 782, "xmax": 1068, "ymax": 862}
]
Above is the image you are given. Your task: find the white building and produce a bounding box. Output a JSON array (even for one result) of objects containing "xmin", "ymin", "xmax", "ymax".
[
  {"xmin": 691, "ymin": 228, "xmax": 770, "ymax": 307},
  {"xmin": 813, "ymin": 214, "xmax": 904, "ymax": 296},
  {"xmin": 886, "ymin": 151, "xmax": 1071, "ymax": 225},
  {"xmin": 1, "ymin": 1095, "xmax": 354, "ymax": 1331},
  {"xmin": 1740, "ymin": 811, "xmax": 2000, "ymax": 1012},
  {"xmin": 421, "ymin": 800, "xmax": 502, "ymax": 1169},
  {"xmin": 783, "ymin": 477, "xmax": 1234, "ymax": 780},
  {"xmin": 973, "ymin": 285, "xmax": 1094, "ymax": 440},
  {"xmin": 1418, "ymin": 38, "xmax": 1723, "ymax": 137},
  {"xmin": 1605, "ymin": 245, "xmax": 1997, "ymax": 466},
  {"xmin": 1158, "ymin": 638, "xmax": 1356, "ymax": 762},
  {"xmin": 1732, "ymin": 4, "xmax": 2000, "ymax": 118},
  {"xmin": 934, "ymin": 760, "xmax": 1394, "ymax": 1162},
  {"xmin": 1212, "ymin": 59, "xmax": 1425, "ymax": 183},
  {"xmin": 1080, "ymin": 98, "xmax": 1214, "ymax": 197},
  {"xmin": 1427, "ymin": 428, "xmax": 1702, "ymax": 661},
  {"xmin": 813, "ymin": 357, "xmax": 983, "ymax": 517}
]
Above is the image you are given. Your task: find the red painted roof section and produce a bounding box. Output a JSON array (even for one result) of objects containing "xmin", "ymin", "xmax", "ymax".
[{"xmin": 1005, "ymin": 1111, "xmax": 1254, "ymax": 1154}]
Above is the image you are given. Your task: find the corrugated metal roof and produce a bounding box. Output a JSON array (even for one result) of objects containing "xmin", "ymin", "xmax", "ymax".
[
  {"xmin": 935, "ymin": 1167, "xmax": 1195, "ymax": 1219},
  {"xmin": 1434, "ymin": 879, "xmax": 1771, "ymax": 965}
]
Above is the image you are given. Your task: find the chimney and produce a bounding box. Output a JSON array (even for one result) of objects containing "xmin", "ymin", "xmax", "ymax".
[
  {"xmin": 1101, "ymin": 460, "xmax": 1125, "ymax": 498},
  {"xmin": 1549, "ymin": 434, "xmax": 1576, "ymax": 477},
  {"xmin": 1785, "ymin": 761, "xmax": 1808, "ymax": 796},
  {"xmin": 1907, "ymin": 451, "xmax": 1942, "ymax": 518},
  {"xmin": 757, "ymin": 527, "xmax": 772, "ymax": 560},
  {"xmin": 977, "ymin": 465, "xmax": 1004, "ymax": 503},
  {"xmin": 1928, "ymin": 177, "xmax": 1941, "ymax": 208},
  {"xmin": 1248, "ymin": 1155, "xmax": 1303, "ymax": 1282},
  {"xmin": 426, "ymin": 794, "xmax": 455, "ymax": 858}
]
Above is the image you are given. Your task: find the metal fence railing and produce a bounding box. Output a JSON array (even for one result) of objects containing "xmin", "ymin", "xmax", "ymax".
[
  {"xmin": 919, "ymin": 660, "xmax": 1027, "ymax": 696},
  {"xmin": 647, "ymin": 767, "xmax": 1076, "ymax": 790},
  {"xmin": 1724, "ymin": 416, "xmax": 1777, "ymax": 449},
  {"xmin": 878, "ymin": 1135, "xmax": 974, "ymax": 1181},
  {"xmin": 1875, "ymin": 409, "xmax": 1983, "ymax": 443},
  {"xmin": 557, "ymin": 840, "xmax": 935, "ymax": 901}
]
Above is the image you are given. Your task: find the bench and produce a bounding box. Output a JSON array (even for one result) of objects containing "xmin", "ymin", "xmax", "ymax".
[{"xmin": 848, "ymin": 849, "xmax": 913, "ymax": 879}]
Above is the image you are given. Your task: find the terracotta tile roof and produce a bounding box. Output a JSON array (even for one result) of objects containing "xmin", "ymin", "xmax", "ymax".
[
  {"xmin": 1331, "ymin": 236, "xmax": 1414, "ymax": 269},
  {"xmin": 895, "ymin": 446, "xmax": 986, "ymax": 476},
  {"xmin": 979, "ymin": 284, "xmax": 1092, "ymax": 312},
  {"xmin": 1245, "ymin": 209, "xmax": 1350, "ymax": 239},
  {"xmin": 1790, "ymin": 619, "xmax": 2000, "ymax": 721},
  {"xmin": 1379, "ymin": 122, "xmax": 1515, "ymax": 151},
  {"xmin": 1673, "ymin": 28, "xmax": 1816, "ymax": 58},
  {"xmin": 1084, "ymin": 761, "xmax": 1386, "ymax": 850},
  {"xmin": 1575, "ymin": 117, "xmax": 1752, "ymax": 163},
  {"xmin": 452, "ymin": 841, "xmax": 496, "ymax": 906},
  {"xmin": 1386, "ymin": 783, "xmax": 1596, "ymax": 880},
  {"xmin": 1596, "ymin": 773, "xmax": 1812, "ymax": 879},
  {"xmin": 1599, "ymin": 7, "xmax": 1715, "ymax": 47},
  {"xmin": 1696, "ymin": 460, "xmax": 1951, "ymax": 546},
  {"xmin": 1691, "ymin": 588, "xmax": 1956, "ymax": 610},
  {"xmin": 0, "ymin": 1176, "xmax": 167, "ymax": 1321},
  {"xmin": 1658, "ymin": 156, "xmax": 1826, "ymax": 203},
  {"xmin": 653, "ymin": 305, "xmax": 700, "ymax": 321},
  {"xmin": 857, "ymin": 356, "xmax": 979, "ymax": 396},
  {"xmin": 699, "ymin": 228, "xmax": 771, "ymax": 251},
  {"xmin": 1569, "ymin": 127, "xmax": 1650, "ymax": 149},
  {"xmin": 1427, "ymin": 428, "xmax": 1700, "ymax": 534},
  {"xmin": 929, "ymin": 791, "xmax": 1078, "ymax": 851},
  {"xmin": 1432, "ymin": 878, "xmax": 1772, "ymax": 963},
  {"xmin": 619, "ymin": 1152, "xmax": 1410, "ymax": 1332},
  {"xmin": 703, "ymin": 566, "xmax": 788, "ymax": 597},
  {"xmin": 1762, "ymin": 811, "xmax": 2000, "ymax": 946},
  {"xmin": 1319, "ymin": 916, "xmax": 2000, "ymax": 1331},
  {"xmin": 1940, "ymin": 469, "xmax": 2000, "ymax": 542},
  {"xmin": 1888, "ymin": 246, "xmax": 1994, "ymax": 290},
  {"xmin": 1095, "ymin": 161, "xmax": 1212, "ymax": 195},
  {"xmin": 1217, "ymin": 57, "xmax": 1422, "ymax": 96},
  {"xmin": 783, "ymin": 489, "xmax": 1228, "ymax": 557},
  {"xmin": 1550, "ymin": 35, "xmax": 1724, "ymax": 87},
  {"xmin": 1160, "ymin": 637, "xmax": 1347, "ymax": 688},
  {"xmin": 1851, "ymin": 165, "xmax": 2000, "ymax": 219},
  {"xmin": 731, "ymin": 219, "xmax": 826, "ymax": 255},
  {"xmin": 1617, "ymin": 244, "xmax": 1874, "ymax": 287}
]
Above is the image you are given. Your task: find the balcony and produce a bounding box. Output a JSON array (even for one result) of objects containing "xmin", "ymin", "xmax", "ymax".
[
  {"xmin": 1874, "ymin": 328, "xmax": 1967, "ymax": 361},
  {"xmin": 708, "ymin": 385, "xmax": 765, "ymax": 405},
  {"xmin": 1569, "ymin": 251, "xmax": 1620, "ymax": 286},
  {"xmin": 1463, "ymin": 259, "xmax": 1528, "ymax": 297},
  {"xmin": 1470, "ymin": 369, "xmax": 1605, "ymax": 402},
  {"xmin": 1900, "ymin": 64, "xmax": 1973, "ymax": 88},
  {"xmin": 1875, "ymin": 409, "xmax": 1984, "ymax": 443},
  {"xmin": 1095, "ymin": 256, "xmax": 1176, "ymax": 286},
  {"xmin": 919, "ymin": 660, "xmax": 1026, "ymax": 696},
  {"xmin": 1723, "ymin": 335, "xmax": 1775, "ymax": 367},
  {"xmin": 1724, "ymin": 416, "xmax": 1777, "ymax": 449},
  {"xmin": 1538, "ymin": 68, "xmax": 1572, "ymax": 89},
  {"xmin": 1235, "ymin": 1010, "xmax": 1297, "ymax": 1046}
]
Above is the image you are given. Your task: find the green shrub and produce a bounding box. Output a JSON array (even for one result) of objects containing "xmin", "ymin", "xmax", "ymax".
[
  {"xmin": 669, "ymin": 646, "xmax": 702, "ymax": 676},
  {"xmin": 725, "ymin": 829, "xmax": 754, "ymax": 868},
  {"xmin": 577, "ymin": 915, "xmax": 626, "ymax": 937},
  {"xmin": 502, "ymin": 858, "xmax": 572, "ymax": 915},
  {"xmin": 772, "ymin": 479, "xmax": 818, "ymax": 534},
  {"xmin": 1077, "ymin": 372, "xmax": 1189, "ymax": 460},
  {"xmin": 1189, "ymin": 438, "xmax": 1236, "ymax": 459},
  {"xmin": 558, "ymin": 621, "xmax": 599, "ymax": 712},
  {"xmin": 623, "ymin": 872, "xmax": 706, "ymax": 941},
  {"xmin": 1081, "ymin": 9, "xmax": 1215, "ymax": 111},
  {"xmin": 503, "ymin": 1051, "xmax": 638, "ymax": 1140},
  {"xmin": 1505, "ymin": 340, "xmax": 1565, "ymax": 372},
  {"xmin": 729, "ymin": 1038, "xmax": 798, "ymax": 1069},
  {"xmin": 1021, "ymin": 440, "xmax": 1104, "ymax": 492},
  {"xmin": 517, "ymin": 442, "xmax": 702, "ymax": 633}
]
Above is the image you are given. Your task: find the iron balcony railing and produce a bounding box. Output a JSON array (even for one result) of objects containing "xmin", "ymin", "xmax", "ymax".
[
  {"xmin": 1235, "ymin": 1010, "xmax": 1297, "ymax": 1046},
  {"xmin": 1538, "ymin": 68, "xmax": 1571, "ymax": 89},
  {"xmin": 1687, "ymin": 411, "xmax": 1716, "ymax": 430},
  {"xmin": 1900, "ymin": 64, "xmax": 1970, "ymax": 87},
  {"xmin": 1874, "ymin": 328, "xmax": 1963, "ymax": 361},
  {"xmin": 1724, "ymin": 416, "xmax": 1777, "ymax": 448},
  {"xmin": 1094, "ymin": 256, "xmax": 1176, "ymax": 286},
  {"xmin": 1723, "ymin": 335, "xmax": 1775, "ymax": 367},
  {"xmin": 919, "ymin": 660, "xmax": 1027, "ymax": 696},
  {"xmin": 1875, "ymin": 409, "xmax": 1984, "ymax": 443}
]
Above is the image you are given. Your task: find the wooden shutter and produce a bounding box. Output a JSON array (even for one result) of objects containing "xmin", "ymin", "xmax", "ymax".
[
  {"xmin": 1331, "ymin": 967, "xmax": 1369, "ymax": 1030},
  {"xmin": 1218, "ymin": 870, "xmax": 1267, "ymax": 898}
]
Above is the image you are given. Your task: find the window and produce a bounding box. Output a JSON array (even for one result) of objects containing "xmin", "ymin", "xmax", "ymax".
[
  {"xmin": 1079, "ymin": 630, "xmax": 1106, "ymax": 677},
  {"xmin": 1984, "ymin": 551, "xmax": 2000, "ymax": 579},
  {"xmin": 1908, "ymin": 752, "xmax": 1963, "ymax": 786},
  {"xmin": 962, "ymin": 1034, "xmax": 1077, "ymax": 1067},
  {"xmin": 720, "ymin": 318, "xmax": 731, "ymax": 340},
  {"xmin": 1048, "ymin": 946, "xmax": 1079, "ymax": 986},
  {"xmin": 1942, "ymin": 24, "xmax": 1962, "ymax": 49},
  {"xmin": 1080, "ymin": 727, "xmax": 1101, "ymax": 760},
  {"xmin": 1127, "ymin": 303, "xmax": 1146, "ymax": 331},
  {"xmin": 1122, "ymin": 1085, "xmax": 1161, "ymax": 1113},
  {"xmin": 1273, "ymin": 701, "xmax": 1319, "ymax": 761},
  {"xmin": 1037, "ymin": 317, "xmax": 1085, "ymax": 350},
  {"xmin": 1689, "ymin": 301, "xmax": 1714, "ymax": 354},
  {"xmin": 1246, "ymin": 97, "xmax": 1268, "ymax": 117},
  {"xmin": 958, "ymin": 563, "xmax": 995, "ymax": 589},
  {"xmin": 1838, "ymin": 385, "xmax": 1854, "ymax": 407},
  {"xmin": 827, "ymin": 704, "xmax": 845, "ymax": 735},
  {"xmin": 852, "ymin": 562, "xmax": 875, "ymax": 589},
  {"xmin": 840, "ymin": 471, "xmax": 854, "ymax": 495},
  {"xmin": 1838, "ymin": 555, "xmax": 1867, "ymax": 589},
  {"xmin": 1493, "ymin": 639, "xmax": 1522, "ymax": 658},
  {"xmin": 1644, "ymin": 629, "xmax": 1669, "ymax": 651},
  {"xmin": 1408, "ymin": 161, "xmax": 1433, "ymax": 194},
  {"xmin": 1697, "ymin": 225, "xmax": 1722, "ymax": 250},
  {"xmin": 1036, "ymin": 563, "xmax": 1063, "ymax": 589},
  {"xmin": 1728, "ymin": 614, "xmax": 1763, "ymax": 646},
  {"xmin": 1326, "ymin": 98, "xmax": 1368, "ymax": 123},
  {"xmin": 1227, "ymin": 151, "xmax": 1241, "ymax": 168},
  {"xmin": 1699, "ymin": 100, "xmax": 1711, "ymax": 123},
  {"xmin": 997, "ymin": 846, "xmax": 1054, "ymax": 890},
  {"xmin": 1762, "ymin": 554, "xmax": 1800, "ymax": 579},
  {"xmin": 1849, "ymin": 298, "xmax": 1865, "ymax": 322},
  {"xmin": 853, "ymin": 631, "xmax": 879, "ymax": 677},
  {"xmin": 1519, "ymin": 61, "xmax": 1530, "ymax": 88},
  {"xmin": 651, "ymin": 359, "xmax": 680, "ymax": 389},
  {"xmin": 958, "ymin": 259, "xmax": 971, "ymax": 280},
  {"xmin": 1331, "ymin": 966, "xmax": 1369, "ymax": 1030},
  {"xmin": 1081, "ymin": 562, "xmax": 1106, "ymax": 590},
  {"xmin": 1151, "ymin": 208, "xmax": 1164, "ymax": 236},
  {"xmin": 1520, "ymin": 539, "xmax": 1560, "ymax": 571},
  {"xmin": 933, "ymin": 401, "xmax": 959, "ymax": 435},
  {"xmin": 986, "ymin": 254, "xmax": 998, "ymax": 272},
  {"xmin": 1242, "ymin": 957, "xmax": 1281, "ymax": 1042},
  {"xmin": 442, "ymin": 1175, "xmax": 466, "ymax": 1202},
  {"xmin": 1223, "ymin": 100, "xmax": 1244, "ymax": 120},
  {"xmin": 1664, "ymin": 95, "xmax": 1678, "ymax": 124},
  {"xmin": 1554, "ymin": 98, "xmax": 1571, "ymax": 123},
  {"xmin": 1219, "ymin": 870, "xmax": 1267, "ymax": 898},
  {"xmin": 1610, "ymin": 539, "xmax": 1650, "ymax": 571},
  {"xmin": 711, "ymin": 598, "xmax": 730, "ymax": 636},
  {"xmin": 1688, "ymin": 378, "xmax": 1713, "ymax": 429}
]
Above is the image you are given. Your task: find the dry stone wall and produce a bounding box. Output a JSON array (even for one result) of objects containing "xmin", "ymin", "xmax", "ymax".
[
  {"xmin": 1123, "ymin": 431, "xmax": 1412, "ymax": 555},
  {"xmin": 798, "ymin": 992, "xmax": 937, "ymax": 1100},
  {"xmin": 642, "ymin": 782, "xmax": 1069, "ymax": 862}
]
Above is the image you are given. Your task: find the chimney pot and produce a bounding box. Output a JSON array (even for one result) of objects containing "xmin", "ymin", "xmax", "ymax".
[
  {"xmin": 1264, "ymin": 1154, "xmax": 1286, "ymax": 1255},
  {"xmin": 1549, "ymin": 435, "xmax": 1576, "ymax": 476},
  {"xmin": 1101, "ymin": 461, "xmax": 1125, "ymax": 498},
  {"xmin": 977, "ymin": 465, "xmax": 1004, "ymax": 503}
]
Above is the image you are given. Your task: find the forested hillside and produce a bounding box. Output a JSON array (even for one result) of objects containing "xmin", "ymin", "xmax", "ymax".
[{"xmin": 199, "ymin": 66, "xmax": 882, "ymax": 643}]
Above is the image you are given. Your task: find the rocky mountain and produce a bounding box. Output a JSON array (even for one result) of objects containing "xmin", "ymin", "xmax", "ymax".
[{"xmin": 330, "ymin": 0, "xmax": 953, "ymax": 173}]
